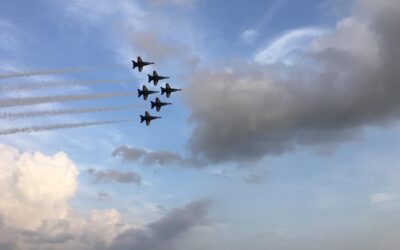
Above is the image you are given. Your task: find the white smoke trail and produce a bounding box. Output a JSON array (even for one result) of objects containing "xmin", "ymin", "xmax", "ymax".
[
  {"xmin": 0, "ymin": 120, "xmax": 132, "ymax": 136},
  {"xmin": 0, "ymin": 105, "xmax": 144, "ymax": 119},
  {"xmin": 0, "ymin": 92, "xmax": 137, "ymax": 108},
  {"xmin": 0, "ymin": 67, "xmax": 95, "ymax": 80},
  {"xmin": 0, "ymin": 78, "xmax": 137, "ymax": 92}
]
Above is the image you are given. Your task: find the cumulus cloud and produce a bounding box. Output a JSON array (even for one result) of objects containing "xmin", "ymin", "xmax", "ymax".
[
  {"xmin": 0, "ymin": 144, "xmax": 212, "ymax": 249},
  {"xmin": 185, "ymin": 0, "xmax": 400, "ymax": 163},
  {"xmin": 0, "ymin": 144, "xmax": 78, "ymax": 230},
  {"xmin": 87, "ymin": 168, "xmax": 142, "ymax": 185}
]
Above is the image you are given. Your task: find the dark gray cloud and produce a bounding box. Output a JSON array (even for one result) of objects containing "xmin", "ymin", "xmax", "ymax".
[
  {"xmin": 88, "ymin": 168, "xmax": 142, "ymax": 185},
  {"xmin": 112, "ymin": 146, "xmax": 147, "ymax": 161},
  {"xmin": 184, "ymin": 0, "xmax": 400, "ymax": 163},
  {"xmin": 110, "ymin": 200, "xmax": 211, "ymax": 250},
  {"xmin": 112, "ymin": 145, "xmax": 204, "ymax": 167}
]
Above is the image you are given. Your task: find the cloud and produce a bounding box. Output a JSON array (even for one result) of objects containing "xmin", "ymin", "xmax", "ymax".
[
  {"xmin": 370, "ymin": 192, "xmax": 398, "ymax": 205},
  {"xmin": 110, "ymin": 200, "xmax": 211, "ymax": 250},
  {"xmin": 112, "ymin": 145, "xmax": 204, "ymax": 167},
  {"xmin": 240, "ymin": 29, "xmax": 259, "ymax": 43},
  {"xmin": 254, "ymin": 28, "xmax": 327, "ymax": 64},
  {"xmin": 185, "ymin": 0, "xmax": 400, "ymax": 163},
  {"xmin": 88, "ymin": 168, "xmax": 142, "ymax": 185},
  {"xmin": 244, "ymin": 170, "xmax": 268, "ymax": 185},
  {"xmin": 0, "ymin": 144, "xmax": 212, "ymax": 249},
  {"xmin": 57, "ymin": 0, "xmax": 201, "ymax": 70},
  {"xmin": 0, "ymin": 144, "xmax": 78, "ymax": 229},
  {"xmin": 148, "ymin": 0, "xmax": 199, "ymax": 7},
  {"xmin": 97, "ymin": 192, "xmax": 113, "ymax": 201}
]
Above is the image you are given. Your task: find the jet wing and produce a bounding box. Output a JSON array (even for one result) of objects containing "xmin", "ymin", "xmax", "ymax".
[{"xmin": 139, "ymin": 65, "xmax": 143, "ymax": 72}]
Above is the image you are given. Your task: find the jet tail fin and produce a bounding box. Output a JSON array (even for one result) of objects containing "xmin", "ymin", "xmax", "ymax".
[
  {"xmin": 138, "ymin": 89, "xmax": 143, "ymax": 98},
  {"xmin": 148, "ymin": 74, "xmax": 153, "ymax": 83},
  {"xmin": 140, "ymin": 115, "xmax": 145, "ymax": 123},
  {"xmin": 161, "ymin": 87, "xmax": 166, "ymax": 95},
  {"xmin": 151, "ymin": 101, "xmax": 156, "ymax": 109},
  {"xmin": 132, "ymin": 60, "xmax": 138, "ymax": 69}
]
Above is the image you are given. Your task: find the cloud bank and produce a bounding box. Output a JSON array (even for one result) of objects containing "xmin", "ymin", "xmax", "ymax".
[{"xmin": 185, "ymin": 0, "xmax": 400, "ymax": 163}]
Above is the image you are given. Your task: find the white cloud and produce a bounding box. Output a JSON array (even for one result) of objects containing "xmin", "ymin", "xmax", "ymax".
[
  {"xmin": 370, "ymin": 192, "xmax": 397, "ymax": 204},
  {"xmin": 0, "ymin": 144, "xmax": 78, "ymax": 230},
  {"xmin": 0, "ymin": 144, "xmax": 211, "ymax": 249},
  {"xmin": 254, "ymin": 28, "xmax": 327, "ymax": 64},
  {"xmin": 240, "ymin": 29, "xmax": 259, "ymax": 43}
]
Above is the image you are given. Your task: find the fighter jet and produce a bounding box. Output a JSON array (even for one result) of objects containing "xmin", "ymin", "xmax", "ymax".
[
  {"xmin": 151, "ymin": 97, "xmax": 172, "ymax": 112},
  {"xmin": 148, "ymin": 71, "xmax": 170, "ymax": 86},
  {"xmin": 161, "ymin": 83, "xmax": 182, "ymax": 98},
  {"xmin": 140, "ymin": 111, "xmax": 161, "ymax": 126},
  {"xmin": 132, "ymin": 56, "xmax": 154, "ymax": 72},
  {"xmin": 137, "ymin": 85, "xmax": 158, "ymax": 101}
]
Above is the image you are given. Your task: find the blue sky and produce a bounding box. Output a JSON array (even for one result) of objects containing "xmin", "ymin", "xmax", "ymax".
[{"xmin": 1, "ymin": 0, "xmax": 400, "ymax": 249}]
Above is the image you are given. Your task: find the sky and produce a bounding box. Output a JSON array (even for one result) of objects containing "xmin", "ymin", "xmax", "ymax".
[{"xmin": 0, "ymin": 0, "xmax": 400, "ymax": 249}]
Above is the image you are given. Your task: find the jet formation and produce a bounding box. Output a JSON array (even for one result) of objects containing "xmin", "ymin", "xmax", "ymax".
[{"xmin": 133, "ymin": 57, "xmax": 182, "ymax": 126}]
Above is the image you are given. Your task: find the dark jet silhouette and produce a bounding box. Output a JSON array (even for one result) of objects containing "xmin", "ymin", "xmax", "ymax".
[
  {"xmin": 161, "ymin": 83, "xmax": 182, "ymax": 98},
  {"xmin": 132, "ymin": 56, "xmax": 154, "ymax": 72},
  {"xmin": 140, "ymin": 111, "xmax": 161, "ymax": 126},
  {"xmin": 138, "ymin": 85, "xmax": 158, "ymax": 101},
  {"xmin": 148, "ymin": 71, "xmax": 170, "ymax": 86},
  {"xmin": 151, "ymin": 97, "xmax": 172, "ymax": 112}
]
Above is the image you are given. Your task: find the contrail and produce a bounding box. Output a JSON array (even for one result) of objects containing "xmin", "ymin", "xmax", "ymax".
[
  {"xmin": 0, "ymin": 120, "xmax": 132, "ymax": 136},
  {"xmin": 0, "ymin": 78, "xmax": 137, "ymax": 92},
  {"xmin": 0, "ymin": 67, "xmax": 95, "ymax": 80},
  {"xmin": 0, "ymin": 105, "xmax": 144, "ymax": 119},
  {"xmin": 0, "ymin": 92, "xmax": 137, "ymax": 108}
]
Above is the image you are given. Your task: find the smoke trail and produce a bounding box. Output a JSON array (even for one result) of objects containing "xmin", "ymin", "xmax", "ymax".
[
  {"xmin": 0, "ymin": 78, "xmax": 137, "ymax": 92},
  {"xmin": 0, "ymin": 120, "xmax": 131, "ymax": 136},
  {"xmin": 0, "ymin": 105, "xmax": 144, "ymax": 119},
  {"xmin": 0, "ymin": 92, "xmax": 136, "ymax": 108},
  {"xmin": 0, "ymin": 67, "xmax": 95, "ymax": 80}
]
